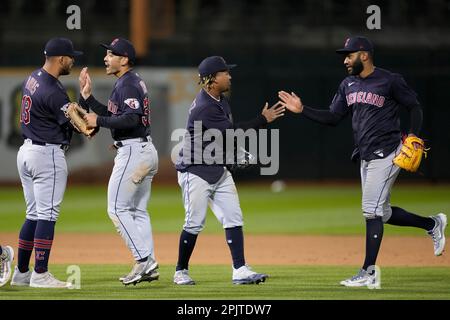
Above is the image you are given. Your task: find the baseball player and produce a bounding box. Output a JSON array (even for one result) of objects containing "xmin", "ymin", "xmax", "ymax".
[
  {"xmin": 12, "ymin": 38, "xmax": 83, "ymax": 289},
  {"xmin": 0, "ymin": 245, "xmax": 14, "ymax": 287},
  {"xmin": 79, "ymin": 38, "xmax": 159, "ymax": 286},
  {"xmin": 173, "ymin": 56, "xmax": 285, "ymax": 285},
  {"xmin": 278, "ymin": 36, "xmax": 447, "ymax": 288}
]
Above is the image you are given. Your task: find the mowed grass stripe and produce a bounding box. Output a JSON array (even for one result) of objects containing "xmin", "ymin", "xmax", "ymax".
[
  {"xmin": 0, "ymin": 184, "xmax": 449, "ymax": 235},
  {"xmin": 0, "ymin": 265, "xmax": 449, "ymax": 300}
]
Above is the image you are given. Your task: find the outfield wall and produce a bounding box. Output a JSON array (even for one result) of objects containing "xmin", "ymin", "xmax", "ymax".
[
  {"xmin": 0, "ymin": 67, "xmax": 198, "ymax": 182},
  {"xmin": 1, "ymin": 63, "xmax": 448, "ymax": 183}
]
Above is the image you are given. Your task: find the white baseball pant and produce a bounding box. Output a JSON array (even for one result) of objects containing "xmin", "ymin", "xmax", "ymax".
[
  {"xmin": 178, "ymin": 169, "xmax": 243, "ymax": 235},
  {"xmin": 107, "ymin": 137, "xmax": 158, "ymax": 261},
  {"xmin": 361, "ymin": 143, "xmax": 402, "ymax": 222},
  {"xmin": 17, "ymin": 139, "xmax": 68, "ymax": 222}
]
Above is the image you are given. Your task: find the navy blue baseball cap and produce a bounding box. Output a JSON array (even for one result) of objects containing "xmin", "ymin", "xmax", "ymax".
[
  {"xmin": 101, "ymin": 38, "xmax": 136, "ymax": 62},
  {"xmin": 198, "ymin": 56, "xmax": 237, "ymax": 78},
  {"xmin": 44, "ymin": 38, "xmax": 83, "ymax": 57},
  {"xmin": 336, "ymin": 36, "xmax": 374, "ymax": 54}
]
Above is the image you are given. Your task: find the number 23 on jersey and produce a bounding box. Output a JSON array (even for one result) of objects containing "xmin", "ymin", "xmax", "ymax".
[{"xmin": 20, "ymin": 95, "xmax": 32, "ymax": 125}]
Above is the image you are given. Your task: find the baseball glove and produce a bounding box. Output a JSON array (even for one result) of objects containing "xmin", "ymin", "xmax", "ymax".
[
  {"xmin": 226, "ymin": 146, "xmax": 256, "ymax": 172},
  {"xmin": 66, "ymin": 102, "xmax": 95, "ymax": 137},
  {"xmin": 393, "ymin": 136, "xmax": 429, "ymax": 172}
]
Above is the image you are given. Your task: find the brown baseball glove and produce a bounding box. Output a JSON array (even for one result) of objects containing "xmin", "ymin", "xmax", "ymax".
[{"xmin": 66, "ymin": 102, "xmax": 95, "ymax": 137}]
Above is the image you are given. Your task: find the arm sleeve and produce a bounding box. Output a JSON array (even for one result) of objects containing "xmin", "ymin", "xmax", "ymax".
[
  {"xmin": 301, "ymin": 82, "xmax": 348, "ymax": 126},
  {"xmin": 82, "ymin": 95, "xmax": 109, "ymax": 116},
  {"xmin": 407, "ymin": 104, "xmax": 423, "ymax": 135},
  {"xmin": 78, "ymin": 94, "xmax": 89, "ymax": 112},
  {"xmin": 234, "ymin": 114, "xmax": 267, "ymax": 130},
  {"xmin": 96, "ymin": 113, "xmax": 140, "ymax": 130},
  {"xmin": 302, "ymin": 106, "xmax": 344, "ymax": 126},
  {"xmin": 390, "ymin": 74, "xmax": 423, "ymax": 135}
]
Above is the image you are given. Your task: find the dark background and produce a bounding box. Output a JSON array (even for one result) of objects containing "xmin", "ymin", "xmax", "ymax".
[{"xmin": 1, "ymin": 0, "xmax": 449, "ymax": 181}]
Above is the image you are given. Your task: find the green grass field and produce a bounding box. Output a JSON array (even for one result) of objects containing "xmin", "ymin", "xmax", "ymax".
[
  {"xmin": 1, "ymin": 183, "xmax": 449, "ymax": 300},
  {"xmin": 0, "ymin": 265, "xmax": 449, "ymax": 300},
  {"xmin": 1, "ymin": 183, "xmax": 449, "ymax": 235}
]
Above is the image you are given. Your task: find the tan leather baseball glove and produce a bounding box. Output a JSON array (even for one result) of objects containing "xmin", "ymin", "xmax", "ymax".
[{"xmin": 66, "ymin": 102, "xmax": 95, "ymax": 137}]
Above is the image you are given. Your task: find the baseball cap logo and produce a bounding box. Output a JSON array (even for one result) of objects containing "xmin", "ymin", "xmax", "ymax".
[
  {"xmin": 344, "ymin": 38, "xmax": 350, "ymax": 47},
  {"xmin": 111, "ymin": 38, "xmax": 119, "ymax": 46}
]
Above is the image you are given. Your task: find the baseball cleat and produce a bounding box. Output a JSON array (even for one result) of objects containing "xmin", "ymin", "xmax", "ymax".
[
  {"xmin": 232, "ymin": 265, "xmax": 268, "ymax": 285},
  {"xmin": 142, "ymin": 270, "xmax": 160, "ymax": 281},
  {"xmin": 30, "ymin": 271, "xmax": 73, "ymax": 289},
  {"xmin": 173, "ymin": 269, "xmax": 195, "ymax": 285},
  {"xmin": 428, "ymin": 213, "xmax": 447, "ymax": 256},
  {"xmin": 0, "ymin": 246, "xmax": 14, "ymax": 287},
  {"xmin": 122, "ymin": 257, "xmax": 159, "ymax": 286},
  {"xmin": 119, "ymin": 268, "xmax": 136, "ymax": 282},
  {"xmin": 11, "ymin": 266, "xmax": 32, "ymax": 287},
  {"xmin": 120, "ymin": 271, "xmax": 159, "ymax": 283},
  {"xmin": 340, "ymin": 269, "xmax": 380, "ymax": 288}
]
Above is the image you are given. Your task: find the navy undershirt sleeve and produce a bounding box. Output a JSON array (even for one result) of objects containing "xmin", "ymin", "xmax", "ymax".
[
  {"xmin": 82, "ymin": 95, "xmax": 109, "ymax": 116},
  {"xmin": 390, "ymin": 74, "xmax": 423, "ymax": 135},
  {"xmin": 234, "ymin": 114, "xmax": 267, "ymax": 130},
  {"xmin": 97, "ymin": 113, "xmax": 140, "ymax": 130},
  {"xmin": 302, "ymin": 106, "xmax": 344, "ymax": 126},
  {"xmin": 408, "ymin": 104, "xmax": 423, "ymax": 135}
]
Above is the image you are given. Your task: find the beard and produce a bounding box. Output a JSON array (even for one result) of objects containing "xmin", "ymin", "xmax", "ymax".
[
  {"xmin": 348, "ymin": 57, "xmax": 364, "ymax": 75},
  {"xmin": 60, "ymin": 67, "xmax": 71, "ymax": 75},
  {"xmin": 60, "ymin": 62, "xmax": 72, "ymax": 75}
]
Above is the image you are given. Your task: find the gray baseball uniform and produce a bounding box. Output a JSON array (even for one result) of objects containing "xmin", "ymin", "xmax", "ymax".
[
  {"xmin": 18, "ymin": 68, "xmax": 72, "ymax": 223},
  {"xmin": 173, "ymin": 56, "xmax": 269, "ymax": 286},
  {"xmin": 81, "ymin": 70, "xmax": 157, "ymax": 262},
  {"xmin": 15, "ymin": 37, "xmax": 83, "ymax": 286},
  {"xmin": 286, "ymin": 36, "xmax": 446, "ymax": 288}
]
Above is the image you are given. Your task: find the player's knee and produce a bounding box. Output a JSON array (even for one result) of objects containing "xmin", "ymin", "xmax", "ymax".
[
  {"xmin": 37, "ymin": 211, "xmax": 59, "ymax": 222},
  {"xmin": 222, "ymin": 222, "xmax": 243, "ymax": 229},
  {"xmin": 107, "ymin": 211, "xmax": 120, "ymax": 227},
  {"xmin": 381, "ymin": 207, "xmax": 392, "ymax": 223},
  {"xmin": 36, "ymin": 216, "xmax": 58, "ymax": 223},
  {"xmin": 26, "ymin": 212, "xmax": 38, "ymax": 221},
  {"xmin": 183, "ymin": 225, "xmax": 203, "ymax": 235},
  {"xmin": 107, "ymin": 205, "xmax": 130, "ymax": 217},
  {"xmin": 363, "ymin": 211, "xmax": 391, "ymax": 224},
  {"xmin": 363, "ymin": 211, "xmax": 378, "ymax": 220}
]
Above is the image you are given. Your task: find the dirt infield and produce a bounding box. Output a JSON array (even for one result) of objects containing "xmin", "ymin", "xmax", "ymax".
[{"xmin": 1, "ymin": 233, "xmax": 449, "ymax": 266}]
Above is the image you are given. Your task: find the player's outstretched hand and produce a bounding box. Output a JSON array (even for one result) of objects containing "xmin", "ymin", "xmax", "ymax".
[
  {"xmin": 79, "ymin": 67, "xmax": 92, "ymax": 100},
  {"xmin": 79, "ymin": 67, "xmax": 87, "ymax": 88},
  {"xmin": 261, "ymin": 101, "xmax": 285, "ymax": 123},
  {"xmin": 278, "ymin": 91, "xmax": 303, "ymax": 113}
]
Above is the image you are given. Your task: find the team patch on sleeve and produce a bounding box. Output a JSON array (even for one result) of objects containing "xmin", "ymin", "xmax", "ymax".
[
  {"xmin": 60, "ymin": 103, "xmax": 70, "ymax": 117},
  {"xmin": 124, "ymin": 98, "xmax": 140, "ymax": 109}
]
